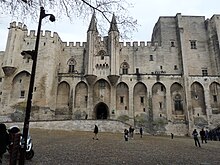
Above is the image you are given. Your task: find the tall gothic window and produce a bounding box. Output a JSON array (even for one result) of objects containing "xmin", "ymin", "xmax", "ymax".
[
  {"xmin": 67, "ymin": 57, "xmax": 76, "ymax": 73},
  {"xmin": 174, "ymin": 94, "xmax": 183, "ymax": 111},
  {"xmin": 120, "ymin": 61, "xmax": 129, "ymax": 74}
]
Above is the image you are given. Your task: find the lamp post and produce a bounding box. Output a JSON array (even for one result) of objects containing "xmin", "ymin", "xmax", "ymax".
[{"xmin": 19, "ymin": 7, "xmax": 55, "ymax": 165}]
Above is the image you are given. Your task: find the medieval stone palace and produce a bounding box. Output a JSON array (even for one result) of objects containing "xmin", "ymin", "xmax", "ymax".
[{"xmin": 0, "ymin": 13, "xmax": 220, "ymax": 135}]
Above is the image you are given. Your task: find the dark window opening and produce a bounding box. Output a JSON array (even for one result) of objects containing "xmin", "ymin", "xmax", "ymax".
[
  {"xmin": 68, "ymin": 65, "xmax": 75, "ymax": 73},
  {"xmin": 136, "ymin": 68, "xmax": 139, "ymax": 74},
  {"xmin": 202, "ymin": 69, "xmax": 208, "ymax": 76},
  {"xmin": 174, "ymin": 100, "xmax": 183, "ymax": 111},
  {"xmin": 150, "ymin": 55, "xmax": 153, "ymax": 61},
  {"xmin": 120, "ymin": 96, "xmax": 124, "ymax": 103},
  {"xmin": 85, "ymin": 96, "xmax": 88, "ymax": 102},
  {"xmin": 125, "ymin": 106, "xmax": 127, "ymax": 110},
  {"xmin": 20, "ymin": 90, "xmax": 25, "ymax": 98},
  {"xmin": 174, "ymin": 65, "xmax": 178, "ymax": 70},
  {"xmin": 171, "ymin": 41, "xmax": 175, "ymax": 47},
  {"xmin": 143, "ymin": 108, "xmax": 145, "ymax": 112},
  {"xmin": 159, "ymin": 102, "xmax": 162, "ymax": 109},
  {"xmin": 122, "ymin": 68, "xmax": 128, "ymax": 74},
  {"xmin": 213, "ymin": 95, "xmax": 217, "ymax": 102},
  {"xmin": 140, "ymin": 97, "xmax": 144, "ymax": 104},
  {"xmin": 99, "ymin": 81, "xmax": 105, "ymax": 88},
  {"xmin": 190, "ymin": 40, "xmax": 197, "ymax": 49},
  {"xmin": 161, "ymin": 86, "xmax": 164, "ymax": 91}
]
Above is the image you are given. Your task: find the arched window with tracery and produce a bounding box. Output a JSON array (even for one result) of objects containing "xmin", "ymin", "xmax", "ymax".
[
  {"xmin": 120, "ymin": 61, "xmax": 129, "ymax": 74},
  {"xmin": 97, "ymin": 50, "xmax": 106, "ymax": 60},
  {"xmin": 174, "ymin": 94, "xmax": 183, "ymax": 111},
  {"xmin": 67, "ymin": 57, "xmax": 76, "ymax": 73}
]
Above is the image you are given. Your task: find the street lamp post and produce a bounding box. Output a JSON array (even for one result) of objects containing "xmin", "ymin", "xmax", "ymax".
[{"xmin": 19, "ymin": 7, "xmax": 55, "ymax": 165}]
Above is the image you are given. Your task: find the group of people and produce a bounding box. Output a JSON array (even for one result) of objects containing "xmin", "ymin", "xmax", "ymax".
[
  {"xmin": 191, "ymin": 128, "xmax": 218, "ymax": 147},
  {"xmin": 123, "ymin": 126, "xmax": 143, "ymax": 141}
]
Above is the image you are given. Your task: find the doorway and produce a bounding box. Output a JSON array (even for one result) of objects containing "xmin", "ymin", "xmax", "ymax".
[{"xmin": 94, "ymin": 102, "xmax": 109, "ymax": 119}]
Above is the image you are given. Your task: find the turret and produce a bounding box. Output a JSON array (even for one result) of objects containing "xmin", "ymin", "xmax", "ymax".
[
  {"xmin": 86, "ymin": 12, "xmax": 99, "ymax": 75},
  {"xmin": 108, "ymin": 14, "xmax": 120, "ymax": 76},
  {"xmin": 2, "ymin": 22, "xmax": 27, "ymax": 76}
]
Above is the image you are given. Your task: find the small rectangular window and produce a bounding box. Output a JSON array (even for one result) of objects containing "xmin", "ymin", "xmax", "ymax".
[
  {"xmin": 136, "ymin": 68, "xmax": 139, "ymax": 74},
  {"xmin": 140, "ymin": 97, "xmax": 144, "ymax": 104},
  {"xmin": 120, "ymin": 96, "xmax": 124, "ymax": 103},
  {"xmin": 202, "ymin": 69, "xmax": 208, "ymax": 76},
  {"xmin": 190, "ymin": 40, "xmax": 197, "ymax": 49},
  {"xmin": 20, "ymin": 90, "xmax": 25, "ymax": 98},
  {"xmin": 213, "ymin": 95, "xmax": 217, "ymax": 102},
  {"xmin": 161, "ymin": 86, "xmax": 164, "ymax": 91},
  {"xmin": 150, "ymin": 55, "xmax": 153, "ymax": 61},
  {"xmin": 159, "ymin": 102, "xmax": 162, "ymax": 109},
  {"xmin": 85, "ymin": 96, "xmax": 88, "ymax": 102},
  {"xmin": 0, "ymin": 78, "xmax": 2, "ymax": 82},
  {"xmin": 160, "ymin": 66, "xmax": 163, "ymax": 70}
]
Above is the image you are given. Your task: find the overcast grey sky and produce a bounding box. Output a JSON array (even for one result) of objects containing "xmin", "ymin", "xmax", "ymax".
[{"xmin": 0, "ymin": 0, "xmax": 220, "ymax": 50}]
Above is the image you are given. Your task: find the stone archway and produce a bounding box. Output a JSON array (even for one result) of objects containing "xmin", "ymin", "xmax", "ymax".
[{"xmin": 94, "ymin": 102, "xmax": 109, "ymax": 119}]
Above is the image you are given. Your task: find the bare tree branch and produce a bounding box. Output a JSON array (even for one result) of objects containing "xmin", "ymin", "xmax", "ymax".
[{"xmin": 0, "ymin": 0, "xmax": 138, "ymax": 39}]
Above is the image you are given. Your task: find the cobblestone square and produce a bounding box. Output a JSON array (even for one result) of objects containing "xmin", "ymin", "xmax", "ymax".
[{"xmin": 2, "ymin": 128, "xmax": 220, "ymax": 165}]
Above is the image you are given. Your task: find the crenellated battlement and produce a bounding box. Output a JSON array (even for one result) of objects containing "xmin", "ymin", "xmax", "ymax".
[
  {"xmin": 62, "ymin": 42, "xmax": 87, "ymax": 47},
  {"xmin": 119, "ymin": 41, "xmax": 160, "ymax": 48},
  {"xmin": 9, "ymin": 21, "xmax": 27, "ymax": 31}
]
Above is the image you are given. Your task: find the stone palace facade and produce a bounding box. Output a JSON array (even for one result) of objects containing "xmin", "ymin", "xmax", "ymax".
[{"xmin": 0, "ymin": 13, "xmax": 220, "ymax": 135}]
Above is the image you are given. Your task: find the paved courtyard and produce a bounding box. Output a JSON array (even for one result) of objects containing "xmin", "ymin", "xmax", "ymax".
[{"xmin": 2, "ymin": 128, "xmax": 220, "ymax": 165}]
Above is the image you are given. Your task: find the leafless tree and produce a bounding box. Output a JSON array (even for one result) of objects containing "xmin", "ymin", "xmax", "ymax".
[{"xmin": 0, "ymin": 0, "xmax": 137, "ymax": 39}]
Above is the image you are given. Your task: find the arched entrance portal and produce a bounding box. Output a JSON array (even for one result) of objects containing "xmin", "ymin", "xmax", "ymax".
[{"xmin": 94, "ymin": 102, "xmax": 109, "ymax": 119}]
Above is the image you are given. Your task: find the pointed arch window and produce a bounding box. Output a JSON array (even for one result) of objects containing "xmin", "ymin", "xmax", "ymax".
[
  {"xmin": 174, "ymin": 94, "xmax": 183, "ymax": 111},
  {"xmin": 120, "ymin": 61, "xmax": 129, "ymax": 74},
  {"xmin": 97, "ymin": 50, "xmax": 106, "ymax": 60},
  {"xmin": 67, "ymin": 57, "xmax": 77, "ymax": 73}
]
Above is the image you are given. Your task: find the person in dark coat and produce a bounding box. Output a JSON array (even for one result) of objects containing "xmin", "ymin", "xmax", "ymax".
[
  {"xmin": 192, "ymin": 129, "xmax": 201, "ymax": 147},
  {"xmin": 124, "ymin": 129, "xmax": 129, "ymax": 141},
  {"xmin": 199, "ymin": 128, "xmax": 207, "ymax": 143},
  {"xmin": 139, "ymin": 127, "xmax": 143, "ymax": 138},
  {"xmin": 93, "ymin": 125, "xmax": 99, "ymax": 140},
  {"xmin": 0, "ymin": 123, "xmax": 9, "ymax": 163}
]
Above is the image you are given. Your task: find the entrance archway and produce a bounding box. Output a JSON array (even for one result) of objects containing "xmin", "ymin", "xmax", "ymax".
[{"xmin": 94, "ymin": 102, "xmax": 109, "ymax": 119}]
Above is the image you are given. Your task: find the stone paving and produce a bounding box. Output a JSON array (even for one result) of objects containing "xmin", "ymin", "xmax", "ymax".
[{"xmin": 2, "ymin": 128, "xmax": 220, "ymax": 165}]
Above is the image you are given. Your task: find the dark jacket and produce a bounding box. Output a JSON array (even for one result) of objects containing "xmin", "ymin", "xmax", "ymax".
[
  {"xmin": 94, "ymin": 125, "xmax": 98, "ymax": 134},
  {"xmin": 0, "ymin": 124, "xmax": 9, "ymax": 155}
]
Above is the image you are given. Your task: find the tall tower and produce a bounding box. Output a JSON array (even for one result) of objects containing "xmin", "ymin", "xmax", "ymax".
[
  {"xmin": 108, "ymin": 14, "xmax": 120, "ymax": 76},
  {"xmin": 86, "ymin": 12, "xmax": 99, "ymax": 75},
  {"xmin": 2, "ymin": 22, "xmax": 27, "ymax": 76},
  {"xmin": 107, "ymin": 14, "xmax": 120, "ymax": 87}
]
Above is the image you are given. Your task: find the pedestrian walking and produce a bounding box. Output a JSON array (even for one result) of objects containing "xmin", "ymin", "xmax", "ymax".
[
  {"xmin": 0, "ymin": 123, "xmax": 9, "ymax": 163},
  {"xmin": 192, "ymin": 129, "xmax": 201, "ymax": 147},
  {"xmin": 93, "ymin": 125, "xmax": 99, "ymax": 140},
  {"xmin": 140, "ymin": 127, "xmax": 143, "ymax": 138},
  {"xmin": 171, "ymin": 133, "xmax": 174, "ymax": 139},
  {"xmin": 199, "ymin": 128, "xmax": 207, "ymax": 143},
  {"xmin": 124, "ymin": 129, "xmax": 129, "ymax": 141}
]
